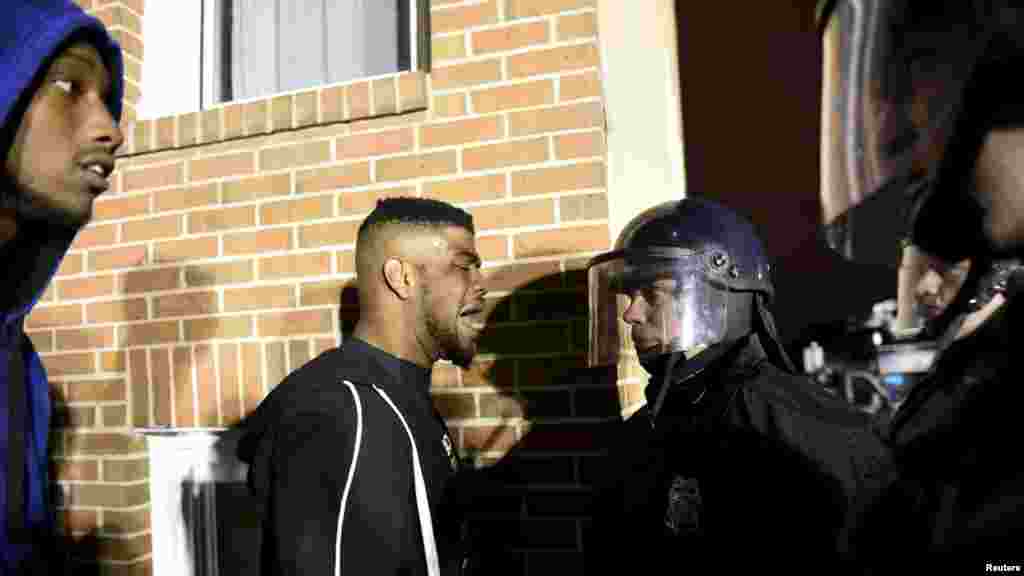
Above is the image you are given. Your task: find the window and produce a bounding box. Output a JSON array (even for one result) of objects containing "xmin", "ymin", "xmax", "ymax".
[{"xmin": 138, "ymin": 0, "xmax": 427, "ymax": 120}]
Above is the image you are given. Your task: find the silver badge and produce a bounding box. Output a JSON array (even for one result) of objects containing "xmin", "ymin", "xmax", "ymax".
[
  {"xmin": 442, "ymin": 433, "xmax": 458, "ymax": 471},
  {"xmin": 664, "ymin": 475, "xmax": 702, "ymax": 535}
]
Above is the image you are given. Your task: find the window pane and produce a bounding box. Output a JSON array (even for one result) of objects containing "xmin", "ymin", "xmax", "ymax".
[{"xmin": 230, "ymin": 0, "xmax": 278, "ymax": 101}]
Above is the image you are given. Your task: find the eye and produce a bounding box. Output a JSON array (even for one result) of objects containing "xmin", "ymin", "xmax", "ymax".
[{"xmin": 53, "ymin": 79, "xmax": 77, "ymax": 96}]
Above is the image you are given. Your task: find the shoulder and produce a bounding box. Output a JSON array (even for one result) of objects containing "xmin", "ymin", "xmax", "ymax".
[{"xmin": 737, "ymin": 361, "xmax": 869, "ymax": 429}]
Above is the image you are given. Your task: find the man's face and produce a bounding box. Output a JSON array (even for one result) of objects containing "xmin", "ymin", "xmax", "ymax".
[
  {"xmin": 621, "ymin": 276, "xmax": 683, "ymax": 358},
  {"xmin": 904, "ymin": 245, "xmax": 970, "ymax": 321},
  {"xmin": 5, "ymin": 41, "xmax": 122, "ymax": 229},
  {"xmin": 416, "ymin": 226, "xmax": 487, "ymax": 369}
]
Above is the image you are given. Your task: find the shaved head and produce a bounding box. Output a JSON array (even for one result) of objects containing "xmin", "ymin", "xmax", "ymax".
[{"xmin": 352, "ymin": 197, "xmax": 486, "ymax": 368}]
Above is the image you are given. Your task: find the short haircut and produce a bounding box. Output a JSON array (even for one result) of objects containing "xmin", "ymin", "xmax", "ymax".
[{"xmin": 357, "ymin": 197, "xmax": 474, "ymax": 242}]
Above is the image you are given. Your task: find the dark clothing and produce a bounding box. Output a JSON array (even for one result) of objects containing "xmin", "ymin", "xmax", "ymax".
[
  {"xmin": 588, "ymin": 335, "xmax": 885, "ymax": 572},
  {"xmin": 237, "ymin": 338, "xmax": 470, "ymax": 576},
  {"xmin": 0, "ymin": 3, "xmax": 124, "ymax": 573},
  {"xmin": 844, "ymin": 300, "xmax": 1024, "ymax": 572}
]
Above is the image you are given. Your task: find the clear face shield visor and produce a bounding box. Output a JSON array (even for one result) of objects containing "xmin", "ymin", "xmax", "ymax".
[
  {"xmin": 819, "ymin": 0, "xmax": 980, "ymax": 266},
  {"xmin": 587, "ymin": 250, "xmax": 729, "ymax": 368}
]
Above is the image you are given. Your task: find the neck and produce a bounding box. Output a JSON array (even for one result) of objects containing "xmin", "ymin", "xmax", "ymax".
[
  {"xmin": 352, "ymin": 310, "xmax": 435, "ymax": 369},
  {"xmin": 0, "ymin": 208, "xmax": 16, "ymax": 247}
]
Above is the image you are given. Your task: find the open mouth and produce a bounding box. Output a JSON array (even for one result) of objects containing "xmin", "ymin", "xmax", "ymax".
[
  {"xmin": 459, "ymin": 304, "xmax": 486, "ymax": 332},
  {"xmin": 81, "ymin": 168, "xmax": 110, "ymax": 194}
]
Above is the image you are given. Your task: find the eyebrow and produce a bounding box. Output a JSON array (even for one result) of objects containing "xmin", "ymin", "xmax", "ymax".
[
  {"xmin": 454, "ymin": 250, "xmax": 482, "ymax": 266},
  {"xmin": 54, "ymin": 51, "xmax": 111, "ymax": 93}
]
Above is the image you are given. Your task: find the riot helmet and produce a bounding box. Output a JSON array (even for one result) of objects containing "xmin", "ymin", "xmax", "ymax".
[
  {"xmin": 817, "ymin": 0, "xmax": 1024, "ymax": 265},
  {"xmin": 587, "ymin": 198, "xmax": 792, "ymax": 378}
]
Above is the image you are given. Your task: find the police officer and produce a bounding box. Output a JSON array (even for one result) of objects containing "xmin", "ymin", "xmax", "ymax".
[
  {"xmin": 817, "ymin": 0, "xmax": 1024, "ymax": 568},
  {"xmin": 586, "ymin": 198, "xmax": 882, "ymax": 571}
]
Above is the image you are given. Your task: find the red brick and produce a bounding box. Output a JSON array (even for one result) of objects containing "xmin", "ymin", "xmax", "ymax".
[
  {"xmin": 471, "ymin": 79, "xmax": 554, "ymax": 113},
  {"xmin": 461, "ymin": 425, "xmax": 517, "ymax": 453},
  {"xmin": 433, "ymin": 1, "xmax": 498, "ymax": 33},
  {"xmin": 88, "ymin": 245, "xmax": 146, "ymax": 271},
  {"xmin": 510, "ymin": 162, "xmax": 605, "ymax": 196},
  {"xmin": 558, "ymin": 11, "xmax": 597, "ymax": 40},
  {"xmin": 55, "ymin": 254, "xmax": 84, "ymax": 277},
  {"xmin": 508, "ymin": 101, "xmax": 603, "ymax": 137},
  {"xmin": 477, "ymin": 235, "xmax": 509, "ymax": 261},
  {"xmin": 219, "ymin": 343, "xmax": 241, "ymax": 425},
  {"xmin": 471, "ymin": 199, "xmax": 554, "ymax": 230},
  {"xmin": 151, "ymin": 348, "xmax": 172, "ymax": 425},
  {"xmin": 559, "ymin": 70, "xmax": 601, "ymax": 101},
  {"xmin": 420, "ymin": 115, "xmax": 504, "ymax": 148},
  {"xmin": 26, "ymin": 331, "xmax": 53, "ymax": 354},
  {"xmin": 507, "ymin": 0, "xmax": 595, "ymax": 18},
  {"xmin": 299, "ymin": 280, "xmax": 347, "ymax": 307},
  {"xmin": 422, "ymin": 174, "xmax": 508, "ymax": 204},
  {"xmin": 121, "ymin": 214, "xmax": 181, "ymax": 242},
  {"xmin": 102, "ymin": 458, "xmax": 148, "ymax": 482},
  {"xmin": 154, "ymin": 183, "xmax": 219, "ymax": 212},
  {"xmin": 154, "ymin": 236, "xmax": 219, "ymax": 263},
  {"xmin": 195, "ymin": 344, "xmax": 218, "ymax": 426},
  {"xmin": 129, "ymin": 349, "xmax": 149, "ymax": 426},
  {"xmin": 123, "ymin": 162, "xmax": 183, "ymax": 191},
  {"xmin": 508, "ymin": 43, "xmax": 600, "ymax": 79},
  {"xmin": 153, "ymin": 291, "xmax": 218, "ymax": 318},
  {"xmin": 101, "ymin": 350, "xmax": 126, "ymax": 372},
  {"xmin": 57, "ymin": 275, "xmax": 116, "ymax": 300},
  {"xmin": 41, "ymin": 352, "xmax": 95, "ymax": 376},
  {"xmin": 372, "ymin": 78, "xmax": 397, "ymax": 116},
  {"xmin": 117, "ymin": 321, "xmax": 180, "ymax": 347},
  {"xmin": 295, "ymin": 162, "xmax": 372, "ymax": 194},
  {"xmin": 472, "ymin": 20, "xmax": 549, "ymax": 54},
  {"xmin": 462, "ymin": 138, "xmax": 548, "ymax": 171},
  {"xmin": 88, "ymin": 298, "xmax": 147, "ymax": 324},
  {"xmin": 298, "ymin": 220, "xmax": 361, "ymax": 248},
  {"xmin": 258, "ymin": 309, "xmax": 333, "ymax": 337},
  {"xmin": 173, "ymin": 346, "xmax": 195, "ymax": 426},
  {"xmin": 338, "ymin": 186, "xmax": 416, "ymax": 216},
  {"xmin": 241, "ymin": 342, "xmax": 264, "ymax": 415},
  {"xmin": 321, "ymin": 85, "xmax": 345, "ymax": 123},
  {"xmin": 342, "ymin": 82, "xmax": 370, "ymax": 121},
  {"xmin": 182, "ymin": 316, "xmax": 253, "ymax": 341},
  {"xmin": 26, "ymin": 304, "xmax": 83, "ymax": 329},
  {"xmin": 398, "ymin": 71, "xmax": 428, "ymax": 113},
  {"xmin": 513, "ymin": 224, "xmax": 609, "ymax": 258},
  {"xmin": 224, "ymin": 228, "xmax": 293, "ymax": 255},
  {"xmin": 122, "ymin": 267, "xmax": 180, "ymax": 293},
  {"xmin": 53, "ymin": 459, "xmax": 99, "ymax": 482},
  {"xmin": 555, "ymin": 130, "xmax": 604, "ymax": 159},
  {"xmin": 433, "ymin": 93, "xmax": 468, "ymax": 118},
  {"xmin": 260, "ymin": 141, "xmax": 331, "ymax": 171},
  {"xmin": 432, "ymin": 33, "xmax": 467, "ymax": 62},
  {"xmin": 64, "ymin": 378, "xmax": 125, "ymax": 402},
  {"xmin": 71, "ymin": 223, "xmax": 117, "ymax": 250},
  {"xmin": 101, "ymin": 404, "xmax": 127, "ymax": 427},
  {"xmin": 189, "ymin": 152, "xmax": 255, "ymax": 181},
  {"xmin": 376, "ymin": 151, "xmax": 458, "ymax": 182},
  {"xmin": 337, "ymin": 128, "xmax": 414, "ymax": 160},
  {"xmin": 224, "ymin": 285, "xmax": 296, "ymax": 312},
  {"xmin": 55, "ymin": 327, "xmax": 115, "ymax": 351},
  {"xmin": 431, "ymin": 59, "xmax": 503, "ymax": 90},
  {"xmin": 189, "ymin": 206, "xmax": 255, "ymax": 234},
  {"xmin": 222, "ymin": 173, "xmax": 291, "ymax": 203},
  {"xmin": 559, "ymin": 192, "xmax": 608, "ymax": 221},
  {"xmin": 92, "ymin": 194, "xmax": 149, "ymax": 221},
  {"xmin": 261, "ymin": 196, "xmax": 334, "ymax": 225},
  {"xmin": 185, "ymin": 261, "xmax": 254, "ymax": 287}
]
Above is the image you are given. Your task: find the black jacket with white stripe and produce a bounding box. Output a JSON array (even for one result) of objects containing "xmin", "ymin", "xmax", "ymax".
[{"xmin": 237, "ymin": 338, "xmax": 469, "ymax": 575}]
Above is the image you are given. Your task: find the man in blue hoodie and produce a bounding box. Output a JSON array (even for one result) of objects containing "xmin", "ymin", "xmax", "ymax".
[{"xmin": 1, "ymin": 1, "xmax": 124, "ymax": 573}]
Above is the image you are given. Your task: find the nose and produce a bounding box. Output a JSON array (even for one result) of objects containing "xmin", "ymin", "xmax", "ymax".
[
  {"xmin": 86, "ymin": 96, "xmax": 125, "ymax": 154},
  {"xmin": 915, "ymin": 269, "xmax": 942, "ymax": 304},
  {"xmin": 622, "ymin": 294, "xmax": 645, "ymax": 325},
  {"xmin": 473, "ymin": 267, "xmax": 488, "ymax": 299}
]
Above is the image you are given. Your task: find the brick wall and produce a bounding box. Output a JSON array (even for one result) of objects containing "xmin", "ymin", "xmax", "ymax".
[{"xmin": 37, "ymin": 0, "xmax": 615, "ymax": 573}]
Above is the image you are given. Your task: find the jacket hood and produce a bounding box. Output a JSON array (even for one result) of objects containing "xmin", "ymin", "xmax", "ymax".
[
  {"xmin": 1, "ymin": 0, "xmax": 125, "ymax": 131},
  {"xmin": 0, "ymin": 1, "xmax": 124, "ymax": 323}
]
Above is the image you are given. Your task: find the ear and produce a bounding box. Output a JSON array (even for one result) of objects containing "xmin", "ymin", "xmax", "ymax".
[{"xmin": 383, "ymin": 258, "xmax": 415, "ymax": 300}]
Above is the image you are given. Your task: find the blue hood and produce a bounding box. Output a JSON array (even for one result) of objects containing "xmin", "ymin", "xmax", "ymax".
[{"xmin": 1, "ymin": 1, "xmax": 124, "ymax": 570}]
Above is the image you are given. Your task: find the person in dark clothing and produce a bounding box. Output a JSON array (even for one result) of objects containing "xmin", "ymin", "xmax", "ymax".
[
  {"xmin": 585, "ymin": 198, "xmax": 885, "ymax": 571},
  {"xmin": 0, "ymin": 2, "xmax": 124, "ymax": 573},
  {"xmin": 817, "ymin": 0, "xmax": 1024, "ymax": 568},
  {"xmin": 238, "ymin": 197, "xmax": 488, "ymax": 576}
]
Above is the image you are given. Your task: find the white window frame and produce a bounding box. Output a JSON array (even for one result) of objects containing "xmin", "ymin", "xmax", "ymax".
[{"xmin": 138, "ymin": 0, "xmax": 427, "ymax": 121}]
